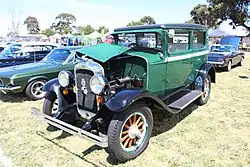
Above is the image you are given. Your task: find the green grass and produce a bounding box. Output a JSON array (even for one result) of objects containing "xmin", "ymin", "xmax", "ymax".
[{"xmin": 0, "ymin": 55, "xmax": 250, "ymax": 167}]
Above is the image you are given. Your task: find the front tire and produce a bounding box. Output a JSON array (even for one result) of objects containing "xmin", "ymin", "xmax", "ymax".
[
  {"xmin": 25, "ymin": 79, "xmax": 47, "ymax": 100},
  {"xmin": 43, "ymin": 92, "xmax": 58, "ymax": 116},
  {"xmin": 107, "ymin": 103, "xmax": 153, "ymax": 162}
]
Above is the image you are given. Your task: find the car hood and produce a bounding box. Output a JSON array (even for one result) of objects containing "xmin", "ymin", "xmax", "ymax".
[
  {"xmin": 0, "ymin": 61, "xmax": 57, "ymax": 78},
  {"xmin": 76, "ymin": 43, "xmax": 130, "ymax": 63},
  {"xmin": 219, "ymin": 36, "xmax": 241, "ymax": 50}
]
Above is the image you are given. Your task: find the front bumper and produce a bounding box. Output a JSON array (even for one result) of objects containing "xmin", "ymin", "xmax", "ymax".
[
  {"xmin": 0, "ymin": 85, "xmax": 21, "ymax": 93},
  {"xmin": 31, "ymin": 107, "xmax": 108, "ymax": 148}
]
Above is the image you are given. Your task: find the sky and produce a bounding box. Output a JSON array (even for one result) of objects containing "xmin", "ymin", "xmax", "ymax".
[{"xmin": 0, "ymin": 0, "xmax": 247, "ymax": 36}]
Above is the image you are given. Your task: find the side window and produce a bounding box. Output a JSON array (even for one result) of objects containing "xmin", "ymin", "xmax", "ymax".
[
  {"xmin": 193, "ymin": 31, "xmax": 206, "ymax": 49},
  {"xmin": 167, "ymin": 30, "xmax": 190, "ymax": 53}
]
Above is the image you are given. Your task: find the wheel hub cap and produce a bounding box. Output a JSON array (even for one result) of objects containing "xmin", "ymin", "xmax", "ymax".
[{"xmin": 128, "ymin": 125, "xmax": 142, "ymax": 139}]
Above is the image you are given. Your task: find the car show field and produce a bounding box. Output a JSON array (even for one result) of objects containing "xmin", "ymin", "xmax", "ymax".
[{"xmin": 0, "ymin": 54, "xmax": 249, "ymax": 166}]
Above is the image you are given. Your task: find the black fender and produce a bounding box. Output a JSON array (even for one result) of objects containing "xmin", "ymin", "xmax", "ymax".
[
  {"xmin": 198, "ymin": 63, "xmax": 216, "ymax": 83},
  {"xmin": 103, "ymin": 88, "xmax": 175, "ymax": 113},
  {"xmin": 42, "ymin": 78, "xmax": 76, "ymax": 119},
  {"xmin": 42, "ymin": 78, "xmax": 61, "ymax": 97}
]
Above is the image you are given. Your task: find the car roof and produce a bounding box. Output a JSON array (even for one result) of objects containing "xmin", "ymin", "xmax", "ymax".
[
  {"xmin": 10, "ymin": 42, "xmax": 60, "ymax": 47},
  {"xmin": 56, "ymin": 46, "xmax": 84, "ymax": 50},
  {"xmin": 114, "ymin": 23, "xmax": 207, "ymax": 32}
]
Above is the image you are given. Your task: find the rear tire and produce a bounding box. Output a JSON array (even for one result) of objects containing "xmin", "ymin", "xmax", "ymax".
[
  {"xmin": 196, "ymin": 75, "xmax": 211, "ymax": 106},
  {"xmin": 25, "ymin": 79, "xmax": 47, "ymax": 100},
  {"xmin": 238, "ymin": 57, "xmax": 244, "ymax": 66},
  {"xmin": 225, "ymin": 61, "xmax": 232, "ymax": 72},
  {"xmin": 107, "ymin": 103, "xmax": 153, "ymax": 162}
]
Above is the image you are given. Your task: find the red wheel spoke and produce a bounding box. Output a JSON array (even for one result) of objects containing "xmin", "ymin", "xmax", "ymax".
[
  {"xmin": 122, "ymin": 130, "xmax": 129, "ymax": 135},
  {"xmin": 133, "ymin": 114, "xmax": 136, "ymax": 124},
  {"xmin": 129, "ymin": 118, "xmax": 133, "ymax": 126},
  {"xmin": 124, "ymin": 124, "xmax": 130, "ymax": 129},
  {"xmin": 124, "ymin": 138, "xmax": 130, "ymax": 148},
  {"xmin": 137, "ymin": 121, "xmax": 144, "ymax": 128},
  {"xmin": 128, "ymin": 139, "xmax": 133, "ymax": 148},
  {"xmin": 133, "ymin": 138, "xmax": 136, "ymax": 144},
  {"xmin": 135, "ymin": 117, "xmax": 141, "ymax": 126},
  {"xmin": 121, "ymin": 134, "xmax": 129, "ymax": 142}
]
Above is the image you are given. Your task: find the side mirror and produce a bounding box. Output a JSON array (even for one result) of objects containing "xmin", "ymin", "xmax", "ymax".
[{"xmin": 168, "ymin": 29, "xmax": 175, "ymax": 38}]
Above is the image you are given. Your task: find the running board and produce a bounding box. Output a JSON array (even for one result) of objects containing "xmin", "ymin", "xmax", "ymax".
[
  {"xmin": 31, "ymin": 107, "xmax": 108, "ymax": 148},
  {"xmin": 168, "ymin": 90, "xmax": 202, "ymax": 110}
]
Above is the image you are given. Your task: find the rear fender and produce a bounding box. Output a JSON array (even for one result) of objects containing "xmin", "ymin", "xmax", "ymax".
[
  {"xmin": 103, "ymin": 89, "xmax": 174, "ymax": 113},
  {"xmin": 198, "ymin": 63, "xmax": 216, "ymax": 83}
]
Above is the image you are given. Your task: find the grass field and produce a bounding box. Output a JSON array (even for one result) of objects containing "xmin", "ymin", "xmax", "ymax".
[{"xmin": 0, "ymin": 55, "xmax": 250, "ymax": 167}]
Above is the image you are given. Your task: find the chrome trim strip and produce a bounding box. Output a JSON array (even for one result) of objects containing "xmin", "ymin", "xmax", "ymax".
[
  {"xmin": 207, "ymin": 61, "xmax": 225, "ymax": 65},
  {"xmin": 165, "ymin": 50, "xmax": 209, "ymax": 62},
  {"xmin": 0, "ymin": 86, "xmax": 21, "ymax": 90}
]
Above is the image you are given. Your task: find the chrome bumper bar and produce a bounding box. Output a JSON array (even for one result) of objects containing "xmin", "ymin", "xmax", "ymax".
[
  {"xmin": 0, "ymin": 85, "xmax": 21, "ymax": 94},
  {"xmin": 207, "ymin": 61, "xmax": 225, "ymax": 65},
  {"xmin": 31, "ymin": 107, "xmax": 108, "ymax": 148}
]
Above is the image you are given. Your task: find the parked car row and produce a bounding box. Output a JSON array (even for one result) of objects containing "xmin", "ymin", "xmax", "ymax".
[{"xmin": 0, "ymin": 23, "xmax": 245, "ymax": 163}]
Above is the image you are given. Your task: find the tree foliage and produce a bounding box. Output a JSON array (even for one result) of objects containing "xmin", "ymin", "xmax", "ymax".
[
  {"xmin": 41, "ymin": 28, "xmax": 55, "ymax": 37},
  {"xmin": 51, "ymin": 13, "xmax": 76, "ymax": 34},
  {"xmin": 127, "ymin": 16, "xmax": 156, "ymax": 26},
  {"xmin": 97, "ymin": 26, "xmax": 109, "ymax": 34},
  {"xmin": 140, "ymin": 16, "xmax": 156, "ymax": 25},
  {"xmin": 24, "ymin": 16, "xmax": 40, "ymax": 34},
  {"xmin": 207, "ymin": 0, "xmax": 250, "ymax": 30},
  {"xmin": 127, "ymin": 21, "xmax": 143, "ymax": 26},
  {"xmin": 189, "ymin": 4, "xmax": 218, "ymax": 28},
  {"xmin": 189, "ymin": 1, "xmax": 250, "ymax": 31},
  {"xmin": 77, "ymin": 25, "xmax": 94, "ymax": 35}
]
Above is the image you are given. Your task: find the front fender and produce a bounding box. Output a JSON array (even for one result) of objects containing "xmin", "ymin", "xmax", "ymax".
[
  {"xmin": 199, "ymin": 63, "xmax": 216, "ymax": 83},
  {"xmin": 103, "ymin": 89, "xmax": 173, "ymax": 113},
  {"xmin": 42, "ymin": 78, "xmax": 76, "ymax": 119},
  {"xmin": 42, "ymin": 78, "xmax": 60, "ymax": 93}
]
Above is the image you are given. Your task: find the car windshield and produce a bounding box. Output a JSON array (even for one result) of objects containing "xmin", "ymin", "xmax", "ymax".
[
  {"xmin": 210, "ymin": 45, "xmax": 231, "ymax": 52},
  {"xmin": 42, "ymin": 48, "xmax": 71, "ymax": 63},
  {"xmin": 113, "ymin": 32, "xmax": 162, "ymax": 50},
  {"xmin": 0, "ymin": 44, "xmax": 22, "ymax": 57}
]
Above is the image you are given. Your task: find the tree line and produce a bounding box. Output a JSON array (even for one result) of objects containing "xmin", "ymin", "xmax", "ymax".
[{"xmin": 19, "ymin": 14, "xmax": 156, "ymax": 37}]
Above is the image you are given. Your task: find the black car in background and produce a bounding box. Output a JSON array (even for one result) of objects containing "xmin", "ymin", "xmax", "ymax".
[{"xmin": 0, "ymin": 42, "xmax": 60, "ymax": 68}]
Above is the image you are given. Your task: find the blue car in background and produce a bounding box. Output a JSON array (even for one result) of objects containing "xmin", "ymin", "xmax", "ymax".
[
  {"xmin": 0, "ymin": 42, "xmax": 59, "ymax": 68},
  {"xmin": 208, "ymin": 36, "xmax": 245, "ymax": 72}
]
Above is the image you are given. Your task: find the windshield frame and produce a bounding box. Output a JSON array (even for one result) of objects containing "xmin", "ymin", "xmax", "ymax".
[
  {"xmin": 42, "ymin": 48, "xmax": 73, "ymax": 63},
  {"xmin": 111, "ymin": 29, "xmax": 164, "ymax": 52}
]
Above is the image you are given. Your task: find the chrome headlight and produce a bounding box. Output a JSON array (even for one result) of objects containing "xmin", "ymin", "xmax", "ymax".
[
  {"xmin": 90, "ymin": 74, "xmax": 107, "ymax": 95},
  {"xmin": 58, "ymin": 71, "xmax": 73, "ymax": 87}
]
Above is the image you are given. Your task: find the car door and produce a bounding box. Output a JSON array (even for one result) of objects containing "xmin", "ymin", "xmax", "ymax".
[{"xmin": 165, "ymin": 29, "xmax": 193, "ymax": 92}]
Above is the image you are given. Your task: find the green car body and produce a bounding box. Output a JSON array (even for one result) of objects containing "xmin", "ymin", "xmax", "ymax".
[
  {"xmin": 32, "ymin": 23, "xmax": 216, "ymax": 162},
  {"xmin": 0, "ymin": 46, "xmax": 84, "ymax": 99}
]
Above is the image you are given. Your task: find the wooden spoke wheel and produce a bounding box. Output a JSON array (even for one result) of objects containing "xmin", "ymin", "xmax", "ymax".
[
  {"xmin": 120, "ymin": 112, "xmax": 147, "ymax": 152},
  {"xmin": 107, "ymin": 103, "xmax": 153, "ymax": 162}
]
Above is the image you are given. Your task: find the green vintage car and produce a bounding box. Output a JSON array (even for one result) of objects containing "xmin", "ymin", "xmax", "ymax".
[
  {"xmin": 32, "ymin": 24, "xmax": 216, "ymax": 162},
  {"xmin": 0, "ymin": 46, "xmax": 84, "ymax": 100}
]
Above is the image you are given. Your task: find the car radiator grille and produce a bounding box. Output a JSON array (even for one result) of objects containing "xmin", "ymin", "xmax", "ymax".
[{"xmin": 75, "ymin": 69, "xmax": 96, "ymax": 112}]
